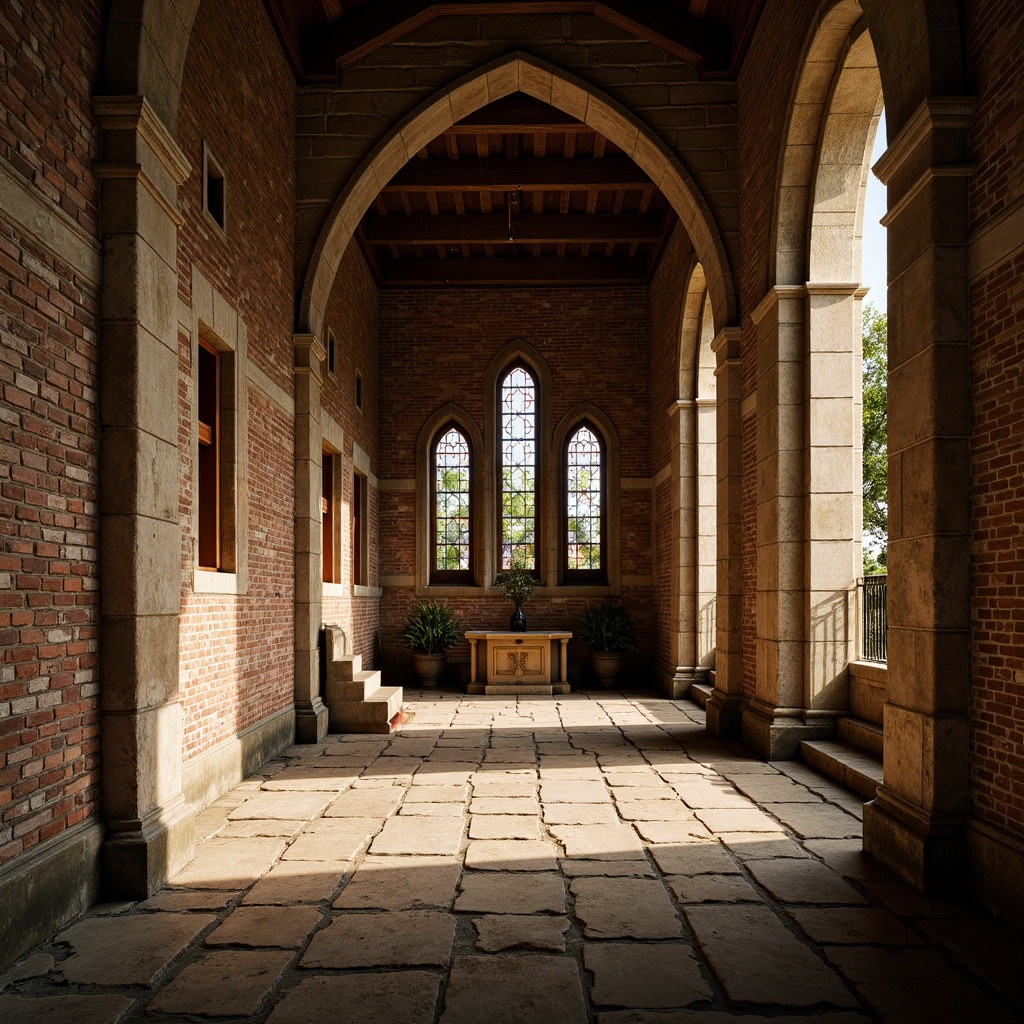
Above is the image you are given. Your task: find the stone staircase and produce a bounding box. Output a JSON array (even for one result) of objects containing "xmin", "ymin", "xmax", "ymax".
[
  {"xmin": 322, "ymin": 625, "xmax": 403, "ymax": 734},
  {"xmin": 690, "ymin": 668, "xmax": 714, "ymax": 710}
]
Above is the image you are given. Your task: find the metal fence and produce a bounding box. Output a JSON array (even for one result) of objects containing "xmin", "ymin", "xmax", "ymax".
[{"xmin": 860, "ymin": 574, "xmax": 888, "ymax": 662}]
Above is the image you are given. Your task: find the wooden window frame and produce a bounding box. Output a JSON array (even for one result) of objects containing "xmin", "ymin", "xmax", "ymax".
[
  {"xmin": 197, "ymin": 339, "xmax": 221, "ymax": 571},
  {"xmin": 322, "ymin": 449, "xmax": 339, "ymax": 584},
  {"xmin": 352, "ymin": 469, "xmax": 368, "ymax": 587},
  {"xmin": 562, "ymin": 420, "xmax": 608, "ymax": 585},
  {"xmin": 498, "ymin": 361, "xmax": 540, "ymax": 574},
  {"xmin": 430, "ymin": 421, "xmax": 474, "ymax": 585}
]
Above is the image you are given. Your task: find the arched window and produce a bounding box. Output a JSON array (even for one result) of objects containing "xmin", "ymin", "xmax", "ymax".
[
  {"xmin": 564, "ymin": 421, "xmax": 606, "ymax": 583},
  {"xmin": 499, "ymin": 364, "xmax": 538, "ymax": 571},
  {"xmin": 431, "ymin": 423, "xmax": 472, "ymax": 584}
]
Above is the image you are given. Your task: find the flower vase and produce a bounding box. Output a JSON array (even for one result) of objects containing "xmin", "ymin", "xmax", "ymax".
[{"xmin": 509, "ymin": 599, "xmax": 527, "ymax": 632}]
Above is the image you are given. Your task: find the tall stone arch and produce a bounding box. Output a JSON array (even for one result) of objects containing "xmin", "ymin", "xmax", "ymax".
[{"xmin": 298, "ymin": 52, "xmax": 737, "ymax": 342}]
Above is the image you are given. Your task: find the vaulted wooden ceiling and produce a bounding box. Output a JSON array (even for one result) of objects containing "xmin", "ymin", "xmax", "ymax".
[{"xmin": 265, "ymin": 1, "xmax": 765, "ymax": 287}]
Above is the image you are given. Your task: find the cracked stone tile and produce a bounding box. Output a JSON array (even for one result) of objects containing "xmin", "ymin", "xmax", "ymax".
[
  {"xmin": 692, "ymin": 808, "xmax": 787, "ymax": 834},
  {"xmin": 369, "ymin": 815, "xmax": 464, "ymax": 855},
  {"xmin": 361, "ymin": 757, "xmax": 424, "ymax": 778},
  {"xmin": 455, "ymin": 871, "xmax": 566, "ymax": 914},
  {"xmin": 334, "ymin": 855, "xmax": 461, "ymax": 911},
  {"xmin": 464, "ymin": 839, "xmax": 559, "ymax": 871},
  {"xmin": 413, "ymin": 766, "xmax": 477, "ymax": 784},
  {"xmin": 206, "ymin": 905, "xmax": 322, "ymax": 948},
  {"xmin": 57, "ymin": 913, "xmax": 215, "ymax": 986},
  {"xmin": 745, "ymin": 858, "xmax": 867, "ymax": 904},
  {"xmin": 441, "ymin": 955, "xmax": 586, "ymax": 1024},
  {"xmin": 469, "ymin": 796, "xmax": 539, "ymax": 814},
  {"xmin": 549, "ymin": 824, "xmax": 646, "ymax": 860},
  {"xmin": 242, "ymin": 859, "xmax": 348, "ymax": 904},
  {"xmin": 648, "ymin": 843, "xmax": 740, "ymax": 876},
  {"xmin": 469, "ymin": 815, "xmax": 543, "ymax": 839},
  {"xmin": 147, "ymin": 948, "xmax": 292, "ymax": 1017},
  {"xmin": 728, "ymin": 775, "xmax": 823, "ymax": 803},
  {"xmin": 265, "ymin": 972, "xmax": 440, "ymax": 1024},
  {"xmin": 570, "ymin": 877, "xmax": 682, "ymax": 939},
  {"xmin": 540, "ymin": 780, "xmax": 611, "ymax": 803},
  {"xmin": 400, "ymin": 802, "xmax": 466, "ymax": 816},
  {"xmin": 666, "ymin": 874, "xmax": 762, "ymax": 904},
  {"xmin": 282, "ymin": 827, "xmax": 376, "ymax": 862},
  {"xmin": 0, "ymin": 953, "xmax": 54, "ymax": 991},
  {"xmin": 324, "ymin": 787, "xmax": 404, "ymax": 818},
  {"xmin": 0, "ymin": 995, "xmax": 135, "ymax": 1024},
  {"xmin": 685, "ymin": 904, "xmax": 856, "ymax": 1008},
  {"xmin": 137, "ymin": 889, "xmax": 233, "ymax": 912},
  {"xmin": 228, "ymin": 791, "xmax": 334, "ymax": 821},
  {"xmin": 259, "ymin": 767, "xmax": 358, "ymax": 791},
  {"xmin": 402, "ymin": 784, "xmax": 468, "ymax": 803},
  {"xmin": 767, "ymin": 802, "xmax": 861, "ymax": 840},
  {"xmin": 788, "ymin": 906, "xmax": 925, "ymax": 946},
  {"xmin": 542, "ymin": 803, "xmax": 620, "ymax": 825},
  {"xmin": 824, "ymin": 946, "xmax": 1020, "ymax": 1023},
  {"xmin": 632, "ymin": 820, "xmax": 714, "ymax": 844},
  {"xmin": 671, "ymin": 782, "xmax": 757, "ymax": 811},
  {"xmin": 718, "ymin": 833, "xmax": 810, "ymax": 861},
  {"xmin": 302, "ymin": 910, "xmax": 456, "ymax": 968},
  {"xmin": 585, "ymin": 942, "xmax": 712, "ymax": 1008},
  {"xmin": 802, "ymin": 838, "xmax": 894, "ymax": 882},
  {"xmin": 472, "ymin": 914, "xmax": 569, "ymax": 952},
  {"xmin": 615, "ymin": 800, "xmax": 697, "ymax": 822},
  {"xmin": 470, "ymin": 780, "xmax": 537, "ymax": 798},
  {"xmin": 169, "ymin": 837, "xmax": 287, "ymax": 889},
  {"xmin": 218, "ymin": 818, "xmax": 307, "ymax": 839}
]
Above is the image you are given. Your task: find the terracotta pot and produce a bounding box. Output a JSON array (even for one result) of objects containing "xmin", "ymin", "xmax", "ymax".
[
  {"xmin": 591, "ymin": 651, "xmax": 624, "ymax": 688},
  {"xmin": 411, "ymin": 651, "xmax": 446, "ymax": 688}
]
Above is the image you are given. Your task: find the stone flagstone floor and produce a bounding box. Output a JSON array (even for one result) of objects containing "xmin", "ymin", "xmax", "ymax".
[{"xmin": 2, "ymin": 691, "xmax": 1023, "ymax": 1023}]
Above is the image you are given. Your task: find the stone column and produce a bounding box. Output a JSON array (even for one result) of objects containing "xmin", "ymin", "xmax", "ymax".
[
  {"xmin": 665, "ymin": 400, "xmax": 699, "ymax": 698},
  {"xmin": 94, "ymin": 96, "xmax": 194, "ymax": 896},
  {"xmin": 707, "ymin": 327, "xmax": 743, "ymax": 737},
  {"xmin": 863, "ymin": 97, "xmax": 975, "ymax": 892},
  {"xmin": 293, "ymin": 334, "xmax": 329, "ymax": 743}
]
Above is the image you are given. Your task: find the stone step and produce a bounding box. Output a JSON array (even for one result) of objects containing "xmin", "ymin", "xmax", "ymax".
[
  {"xmin": 837, "ymin": 715, "xmax": 884, "ymax": 758},
  {"xmin": 707, "ymin": 669, "xmax": 716, "ymax": 689},
  {"xmin": 799, "ymin": 738, "xmax": 883, "ymax": 801},
  {"xmin": 690, "ymin": 682, "xmax": 713, "ymax": 709},
  {"xmin": 325, "ymin": 653, "xmax": 364, "ymax": 683},
  {"xmin": 328, "ymin": 686, "xmax": 404, "ymax": 735},
  {"xmin": 326, "ymin": 669, "xmax": 382, "ymax": 704}
]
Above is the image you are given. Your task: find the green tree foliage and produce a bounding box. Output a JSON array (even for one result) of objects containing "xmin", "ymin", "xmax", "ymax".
[{"xmin": 862, "ymin": 304, "xmax": 887, "ymax": 572}]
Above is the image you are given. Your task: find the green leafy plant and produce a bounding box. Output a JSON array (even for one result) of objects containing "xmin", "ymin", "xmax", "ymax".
[
  {"xmin": 578, "ymin": 598, "xmax": 637, "ymax": 653},
  {"xmin": 494, "ymin": 551, "xmax": 539, "ymax": 603},
  {"xmin": 400, "ymin": 600, "xmax": 461, "ymax": 654}
]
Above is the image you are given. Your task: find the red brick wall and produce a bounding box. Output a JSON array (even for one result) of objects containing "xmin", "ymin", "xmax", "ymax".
[
  {"xmin": 967, "ymin": 1, "xmax": 1024, "ymax": 839},
  {"xmin": 175, "ymin": 0, "xmax": 297, "ymax": 758},
  {"xmin": 0, "ymin": 0, "xmax": 103, "ymax": 865},
  {"xmin": 377, "ymin": 286, "xmax": 654, "ymax": 677},
  {"xmin": 321, "ymin": 244, "xmax": 381, "ymax": 665}
]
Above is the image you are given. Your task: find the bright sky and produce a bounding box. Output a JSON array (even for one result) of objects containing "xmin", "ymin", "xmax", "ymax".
[{"xmin": 861, "ymin": 110, "xmax": 887, "ymax": 313}]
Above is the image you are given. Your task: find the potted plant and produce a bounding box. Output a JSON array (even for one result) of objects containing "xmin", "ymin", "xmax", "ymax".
[
  {"xmin": 494, "ymin": 556, "xmax": 539, "ymax": 631},
  {"xmin": 578, "ymin": 598, "xmax": 637, "ymax": 687},
  {"xmin": 400, "ymin": 599, "xmax": 461, "ymax": 687}
]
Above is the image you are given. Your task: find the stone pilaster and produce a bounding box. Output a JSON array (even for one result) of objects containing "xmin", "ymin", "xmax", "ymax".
[
  {"xmin": 862, "ymin": 97, "xmax": 976, "ymax": 892},
  {"xmin": 294, "ymin": 334, "xmax": 329, "ymax": 743},
  {"xmin": 707, "ymin": 327, "xmax": 742, "ymax": 737},
  {"xmin": 94, "ymin": 96, "xmax": 194, "ymax": 897}
]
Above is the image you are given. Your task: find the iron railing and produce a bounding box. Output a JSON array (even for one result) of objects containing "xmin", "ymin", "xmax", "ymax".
[{"xmin": 859, "ymin": 574, "xmax": 888, "ymax": 662}]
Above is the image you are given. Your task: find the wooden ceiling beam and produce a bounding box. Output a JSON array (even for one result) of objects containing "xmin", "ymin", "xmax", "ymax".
[
  {"xmin": 382, "ymin": 156, "xmax": 651, "ymax": 192},
  {"xmin": 302, "ymin": 1, "xmax": 730, "ymax": 78},
  {"xmin": 379, "ymin": 255, "xmax": 649, "ymax": 286},
  {"xmin": 364, "ymin": 211, "xmax": 663, "ymax": 245}
]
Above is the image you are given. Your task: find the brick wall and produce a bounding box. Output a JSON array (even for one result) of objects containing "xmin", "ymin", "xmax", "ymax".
[
  {"xmin": 321, "ymin": 243, "xmax": 382, "ymax": 665},
  {"xmin": 377, "ymin": 285, "xmax": 653, "ymax": 676},
  {"xmin": 967, "ymin": 1, "xmax": 1024, "ymax": 839},
  {"xmin": 0, "ymin": 0, "xmax": 103, "ymax": 865},
  {"xmin": 175, "ymin": 0, "xmax": 298, "ymax": 758}
]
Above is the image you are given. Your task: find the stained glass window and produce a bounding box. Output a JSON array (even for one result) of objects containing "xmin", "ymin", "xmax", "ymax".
[
  {"xmin": 432, "ymin": 425, "xmax": 471, "ymax": 580},
  {"xmin": 500, "ymin": 365, "xmax": 537, "ymax": 571},
  {"xmin": 565, "ymin": 422, "xmax": 604, "ymax": 579}
]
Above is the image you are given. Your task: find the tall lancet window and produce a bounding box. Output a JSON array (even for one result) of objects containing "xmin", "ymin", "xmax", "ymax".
[
  {"xmin": 564, "ymin": 422, "xmax": 606, "ymax": 582},
  {"xmin": 431, "ymin": 424, "xmax": 472, "ymax": 583},
  {"xmin": 499, "ymin": 365, "xmax": 538, "ymax": 571}
]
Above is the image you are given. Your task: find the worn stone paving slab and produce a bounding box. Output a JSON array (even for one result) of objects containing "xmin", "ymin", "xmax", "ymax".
[
  {"xmin": 242, "ymin": 859, "xmax": 348, "ymax": 905},
  {"xmin": 454, "ymin": 871, "xmax": 566, "ymax": 914},
  {"xmin": 441, "ymin": 955, "xmax": 587, "ymax": 1024},
  {"xmin": 399, "ymin": 801, "xmax": 467, "ymax": 816},
  {"xmin": 259, "ymin": 767, "xmax": 357, "ymax": 791},
  {"xmin": 571, "ymin": 876, "xmax": 682, "ymax": 939},
  {"xmin": 472, "ymin": 914, "xmax": 569, "ymax": 951},
  {"xmin": 469, "ymin": 814, "xmax": 543, "ymax": 839},
  {"xmin": 824, "ymin": 946, "xmax": 1021, "ymax": 1023},
  {"xmin": 745, "ymin": 858, "xmax": 867, "ymax": 905},
  {"xmin": 469, "ymin": 796, "xmax": 540, "ymax": 814},
  {"xmin": 614, "ymin": 799, "xmax": 696, "ymax": 822},
  {"xmin": 137, "ymin": 890, "xmax": 233, "ymax": 911},
  {"xmin": 301, "ymin": 910, "xmax": 456, "ymax": 968},
  {"xmin": 802, "ymin": 838, "xmax": 894, "ymax": 882},
  {"xmin": 402, "ymin": 784, "xmax": 468, "ymax": 802},
  {"xmin": 205, "ymin": 905, "xmax": 322, "ymax": 948},
  {"xmin": 550, "ymin": 824, "xmax": 647, "ymax": 859},
  {"xmin": 469, "ymin": 780, "xmax": 537, "ymax": 798},
  {"xmin": 633, "ymin": 820, "xmax": 714, "ymax": 844},
  {"xmin": 542, "ymin": 802, "xmax": 620, "ymax": 825},
  {"xmin": 672, "ymin": 782, "xmax": 757, "ymax": 810},
  {"xmin": 369, "ymin": 815, "xmax": 464, "ymax": 855},
  {"xmin": 692, "ymin": 807, "xmax": 787, "ymax": 834},
  {"xmin": 0, "ymin": 994, "xmax": 135, "ymax": 1024},
  {"xmin": 362, "ymin": 757, "xmax": 424, "ymax": 777},
  {"xmin": 265, "ymin": 971, "xmax": 441, "ymax": 1024},
  {"xmin": 667, "ymin": 874, "xmax": 763, "ymax": 904},
  {"xmin": 684, "ymin": 904, "xmax": 857, "ymax": 1008},
  {"xmin": 540, "ymin": 780, "xmax": 611, "ymax": 803},
  {"xmin": 585, "ymin": 942, "xmax": 712, "ymax": 1008},
  {"xmin": 464, "ymin": 838, "xmax": 559, "ymax": 871},
  {"xmin": 282, "ymin": 828, "xmax": 375, "ymax": 862},
  {"xmin": 57, "ymin": 913, "xmax": 215, "ymax": 986},
  {"xmin": 727, "ymin": 775, "xmax": 823, "ymax": 803},
  {"xmin": 168, "ymin": 836, "xmax": 288, "ymax": 888},
  {"xmin": 787, "ymin": 906, "xmax": 924, "ymax": 946},
  {"xmin": 228, "ymin": 791, "xmax": 334, "ymax": 820},
  {"xmin": 325, "ymin": 787, "xmax": 404, "ymax": 818},
  {"xmin": 648, "ymin": 842, "xmax": 739, "ymax": 876},
  {"xmin": 218, "ymin": 818, "xmax": 307, "ymax": 839},
  {"xmin": 719, "ymin": 832, "xmax": 811, "ymax": 861},
  {"xmin": 147, "ymin": 948, "xmax": 292, "ymax": 1017},
  {"xmin": 767, "ymin": 802, "xmax": 861, "ymax": 839},
  {"xmin": 334, "ymin": 856, "xmax": 461, "ymax": 911}
]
